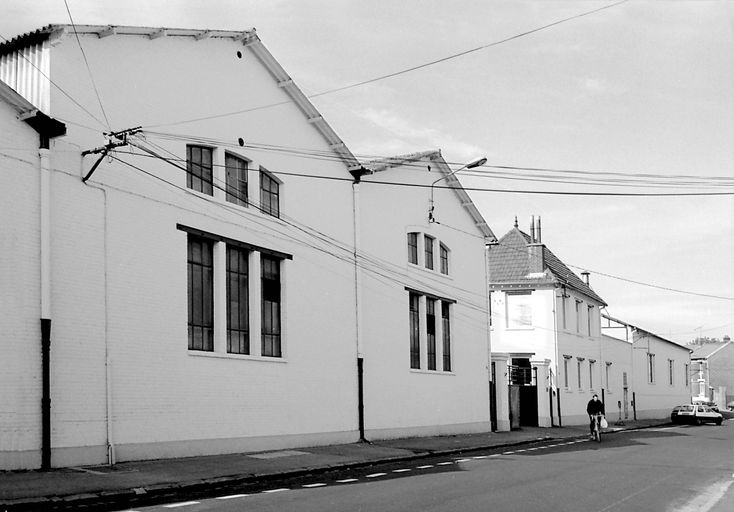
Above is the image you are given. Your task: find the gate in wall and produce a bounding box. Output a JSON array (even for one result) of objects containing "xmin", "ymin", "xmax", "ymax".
[{"xmin": 508, "ymin": 362, "xmax": 538, "ymax": 429}]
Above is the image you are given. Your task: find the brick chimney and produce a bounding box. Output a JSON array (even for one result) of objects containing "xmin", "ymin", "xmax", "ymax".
[{"xmin": 528, "ymin": 216, "xmax": 544, "ymax": 274}]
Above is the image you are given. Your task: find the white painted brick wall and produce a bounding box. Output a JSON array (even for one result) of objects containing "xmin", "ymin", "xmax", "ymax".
[{"xmin": 0, "ymin": 102, "xmax": 43, "ymax": 469}]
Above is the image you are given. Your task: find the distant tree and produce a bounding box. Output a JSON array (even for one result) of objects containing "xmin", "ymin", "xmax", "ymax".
[{"xmin": 688, "ymin": 336, "xmax": 722, "ymax": 346}]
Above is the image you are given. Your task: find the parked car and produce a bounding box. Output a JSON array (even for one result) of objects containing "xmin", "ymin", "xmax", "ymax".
[
  {"xmin": 671, "ymin": 404, "xmax": 723, "ymax": 425},
  {"xmin": 692, "ymin": 399, "xmax": 719, "ymax": 412}
]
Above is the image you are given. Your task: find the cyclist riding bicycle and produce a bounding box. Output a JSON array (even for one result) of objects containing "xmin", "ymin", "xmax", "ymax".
[{"xmin": 586, "ymin": 394, "xmax": 605, "ymax": 439}]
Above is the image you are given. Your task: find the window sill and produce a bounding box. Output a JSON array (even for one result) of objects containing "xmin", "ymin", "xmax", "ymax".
[
  {"xmin": 409, "ymin": 369, "xmax": 455, "ymax": 376},
  {"xmin": 407, "ymin": 262, "xmax": 452, "ymax": 280},
  {"xmin": 188, "ymin": 350, "xmax": 288, "ymax": 363}
]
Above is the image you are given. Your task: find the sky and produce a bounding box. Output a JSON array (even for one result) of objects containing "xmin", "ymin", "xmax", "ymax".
[{"xmin": 2, "ymin": 0, "xmax": 732, "ymax": 345}]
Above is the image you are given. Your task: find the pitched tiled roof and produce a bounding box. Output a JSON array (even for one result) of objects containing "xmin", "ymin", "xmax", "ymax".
[
  {"xmin": 487, "ymin": 227, "xmax": 606, "ymax": 305},
  {"xmin": 691, "ymin": 341, "xmax": 732, "ymax": 359}
]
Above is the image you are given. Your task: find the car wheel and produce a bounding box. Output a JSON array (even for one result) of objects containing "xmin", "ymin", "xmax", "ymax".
[
  {"xmin": 716, "ymin": 419, "xmax": 722, "ymax": 425},
  {"xmin": 696, "ymin": 418, "xmax": 703, "ymax": 426}
]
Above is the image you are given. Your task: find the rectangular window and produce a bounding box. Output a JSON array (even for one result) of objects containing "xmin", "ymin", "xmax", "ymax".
[
  {"xmin": 226, "ymin": 245, "xmax": 249, "ymax": 354},
  {"xmin": 426, "ymin": 299, "xmax": 436, "ymax": 370},
  {"xmin": 684, "ymin": 363, "xmax": 689, "ymax": 387},
  {"xmin": 261, "ymin": 255, "xmax": 281, "ymax": 357},
  {"xmin": 587, "ymin": 305, "xmax": 593, "ymax": 336},
  {"xmin": 563, "ymin": 356, "xmax": 571, "ymax": 388},
  {"xmin": 589, "ymin": 360, "xmax": 595, "ymax": 389},
  {"xmin": 424, "ymin": 235, "xmax": 434, "ymax": 270},
  {"xmin": 225, "ymin": 153, "xmax": 248, "ymax": 206},
  {"xmin": 186, "ymin": 145, "xmax": 213, "ymax": 195},
  {"xmin": 442, "ymin": 301, "xmax": 451, "ymax": 372},
  {"xmin": 409, "ymin": 293, "xmax": 420, "ymax": 369},
  {"xmin": 187, "ymin": 235, "xmax": 214, "ymax": 351},
  {"xmin": 605, "ymin": 362, "xmax": 612, "ymax": 389},
  {"xmin": 575, "ymin": 300, "xmax": 582, "ymax": 333},
  {"xmin": 577, "ymin": 358, "xmax": 583, "ymax": 389},
  {"xmin": 407, "ymin": 233, "xmax": 418, "ymax": 264},
  {"xmin": 668, "ymin": 359, "xmax": 674, "ymax": 386},
  {"xmin": 439, "ymin": 243, "xmax": 449, "ymax": 275},
  {"xmin": 260, "ymin": 170, "xmax": 280, "ymax": 218},
  {"xmin": 647, "ymin": 353, "xmax": 656, "ymax": 384},
  {"xmin": 561, "ymin": 294, "xmax": 567, "ymax": 329},
  {"xmin": 506, "ymin": 292, "xmax": 532, "ymax": 329}
]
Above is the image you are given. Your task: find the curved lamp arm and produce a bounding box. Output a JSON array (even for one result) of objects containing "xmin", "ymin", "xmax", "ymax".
[{"xmin": 429, "ymin": 156, "xmax": 486, "ymax": 222}]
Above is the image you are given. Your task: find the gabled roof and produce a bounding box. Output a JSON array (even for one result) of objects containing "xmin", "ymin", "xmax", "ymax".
[
  {"xmin": 0, "ymin": 24, "xmax": 358, "ymax": 168},
  {"xmin": 690, "ymin": 341, "xmax": 732, "ymax": 360},
  {"xmin": 601, "ymin": 313, "xmax": 691, "ymax": 353},
  {"xmin": 488, "ymin": 226, "xmax": 606, "ymax": 305},
  {"xmin": 362, "ymin": 150, "xmax": 495, "ymax": 240}
]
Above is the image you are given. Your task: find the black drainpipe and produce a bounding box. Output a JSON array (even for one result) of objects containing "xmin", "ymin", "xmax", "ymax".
[{"xmin": 41, "ymin": 318, "xmax": 51, "ymax": 470}]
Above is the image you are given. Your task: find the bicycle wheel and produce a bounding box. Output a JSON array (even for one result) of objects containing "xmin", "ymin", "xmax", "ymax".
[{"xmin": 595, "ymin": 429, "xmax": 601, "ymax": 443}]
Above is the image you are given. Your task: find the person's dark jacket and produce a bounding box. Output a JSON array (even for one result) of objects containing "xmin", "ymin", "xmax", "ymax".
[{"xmin": 587, "ymin": 398, "xmax": 605, "ymax": 416}]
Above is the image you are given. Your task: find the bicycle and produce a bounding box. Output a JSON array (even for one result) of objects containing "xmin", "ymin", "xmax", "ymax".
[{"xmin": 590, "ymin": 413, "xmax": 604, "ymax": 443}]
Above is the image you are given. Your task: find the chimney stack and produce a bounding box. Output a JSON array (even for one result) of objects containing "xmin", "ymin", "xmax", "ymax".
[
  {"xmin": 581, "ymin": 271, "xmax": 590, "ymax": 286},
  {"xmin": 528, "ymin": 215, "xmax": 544, "ymax": 274},
  {"xmin": 536, "ymin": 216, "xmax": 542, "ymax": 244}
]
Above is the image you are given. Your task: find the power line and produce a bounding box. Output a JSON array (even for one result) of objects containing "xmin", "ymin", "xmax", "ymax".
[
  {"xmin": 139, "ymin": 131, "xmax": 734, "ymax": 190},
  {"xmin": 62, "ymin": 0, "xmax": 112, "ymax": 130},
  {"xmin": 143, "ymin": 0, "xmax": 629, "ymax": 129},
  {"xmin": 113, "ymin": 148, "xmax": 734, "ymax": 197},
  {"xmin": 307, "ymin": 1, "xmax": 630, "ymax": 99}
]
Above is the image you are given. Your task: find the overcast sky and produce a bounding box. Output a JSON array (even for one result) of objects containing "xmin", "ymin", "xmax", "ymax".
[{"xmin": 2, "ymin": 0, "xmax": 732, "ymax": 345}]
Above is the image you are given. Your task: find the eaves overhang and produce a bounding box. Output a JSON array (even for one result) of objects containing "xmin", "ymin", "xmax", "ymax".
[{"xmin": 0, "ymin": 80, "xmax": 66, "ymax": 138}]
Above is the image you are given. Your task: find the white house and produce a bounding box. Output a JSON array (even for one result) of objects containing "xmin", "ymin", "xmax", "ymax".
[
  {"xmin": 0, "ymin": 25, "xmax": 501, "ymax": 469},
  {"xmin": 356, "ymin": 151, "xmax": 500, "ymax": 437},
  {"xmin": 602, "ymin": 315, "xmax": 692, "ymax": 420}
]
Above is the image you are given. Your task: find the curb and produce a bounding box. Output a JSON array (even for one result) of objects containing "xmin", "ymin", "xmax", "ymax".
[{"xmin": 0, "ymin": 422, "xmax": 670, "ymax": 511}]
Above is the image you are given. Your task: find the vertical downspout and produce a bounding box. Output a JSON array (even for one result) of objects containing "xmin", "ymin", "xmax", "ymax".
[
  {"xmin": 483, "ymin": 242, "xmax": 492, "ymax": 428},
  {"xmin": 351, "ymin": 175, "xmax": 366, "ymax": 441},
  {"xmin": 39, "ymin": 137, "xmax": 52, "ymax": 470},
  {"xmin": 83, "ymin": 180, "xmax": 113, "ymax": 465}
]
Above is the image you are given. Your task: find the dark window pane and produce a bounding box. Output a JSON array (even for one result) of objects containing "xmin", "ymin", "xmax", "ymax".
[
  {"xmin": 186, "ymin": 145, "xmax": 213, "ymax": 196},
  {"xmin": 442, "ymin": 302, "xmax": 451, "ymax": 371},
  {"xmin": 260, "ymin": 171, "xmax": 280, "ymax": 218},
  {"xmin": 407, "ymin": 233, "xmax": 418, "ymax": 264},
  {"xmin": 261, "ymin": 255, "xmax": 282, "ymax": 357},
  {"xmin": 427, "ymin": 299, "xmax": 436, "ymax": 370},
  {"xmin": 440, "ymin": 243, "xmax": 449, "ymax": 275},
  {"xmin": 187, "ymin": 235, "xmax": 214, "ymax": 351},
  {"xmin": 225, "ymin": 154, "xmax": 248, "ymax": 206},
  {"xmin": 409, "ymin": 293, "xmax": 420, "ymax": 369},
  {"xmin": 424, "ymin": 235, "xmax": 434, "ymax": 270},
  {"xmin": 227, "ymin": 245, "xmax": 249, "ymax": 354}
]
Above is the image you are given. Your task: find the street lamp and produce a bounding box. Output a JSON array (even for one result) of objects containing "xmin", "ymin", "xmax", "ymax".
[{"xmin": 429, "ymin": 156, "xmax": 487, "ymax": 222}]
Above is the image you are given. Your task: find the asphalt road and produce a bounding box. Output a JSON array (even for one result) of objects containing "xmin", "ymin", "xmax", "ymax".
[{"xmin": 130, "ymin": 420, "xmax": 734, "ymax": 512}]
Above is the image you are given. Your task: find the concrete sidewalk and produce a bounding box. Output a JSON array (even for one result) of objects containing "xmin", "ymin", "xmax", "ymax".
[{"xmin": 0, "ymin": 419, "xmax": 667, "ymax": 511}]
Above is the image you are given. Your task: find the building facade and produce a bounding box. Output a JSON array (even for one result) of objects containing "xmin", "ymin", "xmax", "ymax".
[
  {"xmin": 356, "ymin": 151, "xmax": 498, "ymax": 438},
  {"xmin": 0, "ymin": 25, "xmax": 500, "ymax": 469}
]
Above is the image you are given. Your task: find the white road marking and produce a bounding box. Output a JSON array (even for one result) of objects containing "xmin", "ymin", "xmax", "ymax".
[
  {"xmin": 393, "ymin": 469, "xmax": 411, "ymax": 473},
  {"xmin": 514, "ymin": 449, "xmax": 527, "ymax": 453},
  {"xmin": 472, "ymin": 455, "xmax": 489, "ymax": 459},
  {"xmin": 416, "ymin": 465, "xmax": 434, "ymax": 469},
  {"xmin": 302, "ymin": 483, "xmax": 327, "ymax": 488},
  {"xmin": 454, "ymin": 458, "xmax": 472, "ymax": 463},
  {"xmin": 163, "ymin": 502, "xmax": 200, "ymax": 508},
  {"xmin": 336, "ymin": 478, "xmax": 358, "ymax": 483},
  {"xmin": 489, "ymin": 454, "xmax": 501, "ymax": 457},
  {"xmin": 503, "ymin": 451, "xmax": 516, "ymax": 454},
  {"xmin": 366, "ymin": 472, "xmax": 386, "ymax": 478},
  {"xmin": 668, "ymin": 478, "xmax": 733, "ymax": 512},
  {"xmin": 527, "ymin": 447, "xmax": 539, "ymax": 451},
  {"xmin": 215, "ymin": 494, "xmax": 249, "ymax": 500},
  {"xmin": 262, "ymin": 488, "xmax": 289, "ymax": 493},
  {"xmin": 437, "ymin": 462, "xmax": 454, "ymax": 466}
]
